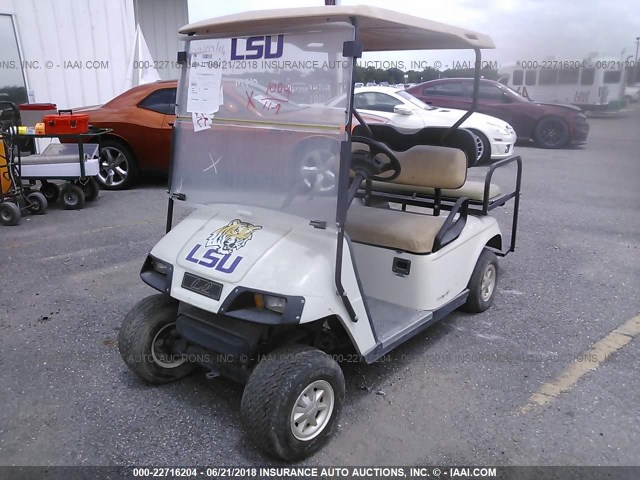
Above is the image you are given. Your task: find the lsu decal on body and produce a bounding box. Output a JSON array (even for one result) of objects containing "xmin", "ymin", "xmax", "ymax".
[{"xmin": 185, "ymin": 219, "xmax": 262, "ymax": 274}]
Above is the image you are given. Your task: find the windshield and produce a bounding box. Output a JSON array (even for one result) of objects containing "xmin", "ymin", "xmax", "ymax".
[
  {"xmin": 171, "ymin": 23, "xmax": 354, "ymax": 226},
  {"xmin": 497, "ymin": 83, "xmax": 530, "ymax": 102},
  {"xmin": 395, "ymin": 90, "xmax": 437, "ymax": 110}
]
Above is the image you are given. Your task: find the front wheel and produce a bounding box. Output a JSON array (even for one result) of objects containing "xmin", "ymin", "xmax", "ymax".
[
  {"xmin": 462, "ymin": 249, "xmax": 498, "ymax": 313},
  {"xmin": 75, "ymin": 178, "xmax": 100, "ymax": 202},
  {"xmin": 60, "ymin": 184, "xmax": 86, "ymax": 210},
  {"xmin": 534, "ymin": 117, "xmax": 569, "ymax": 148},
  {"xmin": 241, "ymin": 344, "xmax": 345, "ymax": 460},
  {"xmin": 98, "ymin": 140, "xmax": 138, "ymax": 190},
  {"xmin": 118, "ymin": 294, "xmax": 194, "ymax": 384},
  {"xmin": 0, "ymin": 202, "xmax": 21, "ymax": 226},
  {"xmin": 27, "ymin": 191, "xmax": 48, "ymax": 214},
  {"xmin": 471, "ymin": 130, "xmax": 491, "ymax": 163}
]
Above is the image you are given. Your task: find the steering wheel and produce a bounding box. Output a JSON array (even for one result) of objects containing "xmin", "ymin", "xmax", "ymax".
[{"xmin": 351, "ymin": 135, "xmax": 401, "ymax": 182}]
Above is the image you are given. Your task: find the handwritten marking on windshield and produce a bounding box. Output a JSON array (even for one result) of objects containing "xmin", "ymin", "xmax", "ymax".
[{"xmin": 204, "ymin": 153, "xmax": 222, "ymax": 174}]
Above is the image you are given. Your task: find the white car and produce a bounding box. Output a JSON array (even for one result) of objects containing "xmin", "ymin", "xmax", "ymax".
[
  {"xmin": 329, "ymin": 86, "xmax": 516, "ymax": 162},
  {"xmin": 623, "ymin": 84, "xmax": 640, "ymax": 103}
]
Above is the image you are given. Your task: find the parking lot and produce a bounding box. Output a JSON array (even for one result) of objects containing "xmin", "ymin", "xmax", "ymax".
[{"xmin": 0, "ymin": 105, "xmax": 638, "ymax": 467}]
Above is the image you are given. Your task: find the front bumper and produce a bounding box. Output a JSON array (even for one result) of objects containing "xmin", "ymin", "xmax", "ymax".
[
  {"xmin": 570, "ymin": 123, "xmax": 590, "ymax": 145},
  {"xmin": 490, "ymin": 137, "xmax": 516, "ymax": 159}
]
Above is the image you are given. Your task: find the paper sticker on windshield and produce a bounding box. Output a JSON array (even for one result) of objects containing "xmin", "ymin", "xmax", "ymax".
[
  {"xmin": 187, "ymin": 39, "xmax": 228, "ymax": 114},
  {"xmin": 185, "ymin": 220, "xmax": 262, "ymax": 275}
]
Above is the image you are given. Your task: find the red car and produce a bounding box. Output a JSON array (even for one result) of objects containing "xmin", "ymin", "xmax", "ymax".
[{"xmin": 406, "ymin": 78, "xmax": 589, "ymax": 148}]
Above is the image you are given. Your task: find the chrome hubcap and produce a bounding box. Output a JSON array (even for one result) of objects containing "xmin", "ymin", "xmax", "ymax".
[
  {"xmin": 474, "ymin": 134, "xmax": 484, "ymax": 161},
  {"xmin": 481, "ymin": 264, "xmax": 496, "ymax": 301},
  {"xmin": 300, "ymin": 148, "xmax": 338, "ymax": 193},
  {"xmin": 151, "ymin": 323, "xmax": 185, "ymax": 369},
  {"xmin": 290, "ymin": 380, "xmax": 334, "ymax": 441},
  {"xmin": 99, "ymin": 147, "xmax": 129, "ymax": 187}
]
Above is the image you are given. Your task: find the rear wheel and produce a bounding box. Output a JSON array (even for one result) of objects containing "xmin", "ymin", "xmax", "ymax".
[
  {"xmin": 118, "ymin": 294, "xmax": 195, "ymax": 384},
  {"xmin": 98, "ymin": 140, "xmax": 138, "ymax": 190},
  {"xmin": 27, "ymin": 192, "xmax": 48, "ymax": 214},
  {"xmin": 241, "ymin": 344, "xmax": 344, "ymax": 460},
  {"xmin": 462, "ymin": 249, "xmax": 498, "ymax": 313},
  {"xmin": 40, "ymin": 182, "xmax": 60, "ymax": 203},
  {"xmin": 60, "ymin": 184, "xmax": 86, "ymax": 210},
  {"xmin": 534, "ymin": 117, "xmax": 569, "ymax": 148},
  {"xmin": 75, "ymin": 178, "xmax": 100, "ymax": 201},
  {"xmin": 0, "ymin": 202, "xmax": 21, "ymax": 226}
]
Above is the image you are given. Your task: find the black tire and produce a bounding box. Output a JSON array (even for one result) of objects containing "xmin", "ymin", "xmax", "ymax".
[
  {"xmin": 470, "ymin": 130, "xmax": 491, "ymax": 163},
  {"xmin": 98, "ymin": 139, "xmax": 138, "ymax": 190},
  {"xmin": 241, "ymin": 344, "xmax": 345, "ymax": 461},
  {"xmin": 462, "ymin": 249, "xmax": 499, "ymax": 313},
  {"xmin": 76, "ymin": 178, "xmax": 100, "ymax": 202},
  {"xmin": 0, "ymin": 202, "xmax": 21, "ymax": 226},
  {"xmin": 40, "ymin": 182, "xmax": 60, "ymax": 203},
  {"xmin": 60, "ymin": 184, "xmax": 86, "ymax": 210},
  {"xmin": 534, "ymin": 116, "xmax": 569, "ymax": 148},
  {"xmin": 27, "ymin": 191, "xmax": 48, "ymax": 215},
  {"xmin": 118, "ymin": 294, "xmax": 195, "ymax": 384}
]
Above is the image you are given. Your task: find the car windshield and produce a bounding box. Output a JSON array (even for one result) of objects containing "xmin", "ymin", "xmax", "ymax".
[
  {"xmin": 497, "ymin": 83, "xmax": 530, "ymax": 102},
  {"xmin": 395, "ymin": 90, "xmax": 438, "ymax": 110},
  {"xmin": 170, "ymin": 23, "xmax": 354, "ymax": 226}
]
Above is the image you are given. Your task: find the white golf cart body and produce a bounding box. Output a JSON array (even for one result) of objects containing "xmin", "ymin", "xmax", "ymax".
[{"xmin": 138, "ymin": 5, "xmax": 519, "ymax": 363}]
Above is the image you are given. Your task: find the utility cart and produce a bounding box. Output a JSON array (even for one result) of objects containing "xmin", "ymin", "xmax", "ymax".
[
  {"xmin": 117, "ymin": 6, "xmax": 522, "ymax": 460},
  {"xmin": 14, "ymin": 128, "xmax": 110, "ymax": 210}
]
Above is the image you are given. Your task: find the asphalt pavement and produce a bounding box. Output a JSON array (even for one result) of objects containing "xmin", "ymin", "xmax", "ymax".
[{"xmin": 0, "ymin": 105, "xmax": 638, "ymax": 467}]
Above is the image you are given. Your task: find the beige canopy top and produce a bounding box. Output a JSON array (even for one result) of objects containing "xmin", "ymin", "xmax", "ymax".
[{"xmin": 179, "ymin": 5, "xmax": 494, "ymax": 51}]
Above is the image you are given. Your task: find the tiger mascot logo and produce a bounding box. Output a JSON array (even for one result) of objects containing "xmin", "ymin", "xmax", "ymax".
[{"xmin": 204, "ymin": 219, "xmax": 262, "ymax": 255}]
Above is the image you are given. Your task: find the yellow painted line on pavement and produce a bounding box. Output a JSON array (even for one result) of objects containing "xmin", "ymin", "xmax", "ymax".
[{"xmin": 517, "ymin": 313, "xmax": 640, "ymax": 414}]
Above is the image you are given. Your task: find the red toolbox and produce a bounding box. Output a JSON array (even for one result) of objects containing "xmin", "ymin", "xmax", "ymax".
[{"xmin": 43, "ymin": 110, "xmax": 89, "ymax": 135}]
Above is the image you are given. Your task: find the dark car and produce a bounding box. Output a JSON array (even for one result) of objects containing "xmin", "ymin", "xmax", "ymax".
[{"xmin": 406, "ymin": 78, "xmax": 589, "ymax": 148}]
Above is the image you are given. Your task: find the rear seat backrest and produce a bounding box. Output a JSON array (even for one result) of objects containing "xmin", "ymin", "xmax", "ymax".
[{"xmin": 392, "ymin": 146, "xmax": 467, "ymax": 189}]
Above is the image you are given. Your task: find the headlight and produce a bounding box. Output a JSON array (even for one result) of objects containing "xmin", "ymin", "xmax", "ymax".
[
  {"xmin": 264, "ymin": 295, "xmax": 287, "ymax": 313},
  {"xmin": 488, "ymin": 122, "xmax": 513, "ymax": 136},
  {"xmin": 151, "ymin": 257, "xmax": 172, "ymax": 275}
]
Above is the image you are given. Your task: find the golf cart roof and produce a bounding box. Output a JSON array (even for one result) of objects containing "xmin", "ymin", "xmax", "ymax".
[{"xmin": 179, "ymin": 5, "xmax": 494, "ymax": 51}]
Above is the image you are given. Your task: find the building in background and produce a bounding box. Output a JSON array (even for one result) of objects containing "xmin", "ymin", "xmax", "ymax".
[{"xmin": 0, "ymin": 0, "xmax": 187, "ymax": 110}]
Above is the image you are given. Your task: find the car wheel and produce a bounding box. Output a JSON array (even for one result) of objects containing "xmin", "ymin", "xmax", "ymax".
[
  {"xmin": 462, "ymin": 249, "xmax": 498, "ymax": 313},
  {"xmin": 295, "ymin": 139, "xmax": 339, "ymax": 194},
  {"xmin": 623, "ymin": 95, "xmax": 632, "ymax": 105},
  {"xmin": 118, "ymin": 294, "xmax": 195, "ymax": 384},
  {"xmin": 241, "ymin": 344, "xmax": 345, "ymax": 460},
  {"xmin": 534, "ymin": 117, "xmax": 569, "ymax": 148},
  {"xmin": 99, "ymin": 140, "xmax": 138, "ymax": 190},
  {"xmin": 470, "ymin": 130, "xmax": 491, "ymax": 163}
]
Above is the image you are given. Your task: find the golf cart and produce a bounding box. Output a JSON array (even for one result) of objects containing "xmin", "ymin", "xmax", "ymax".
[{"xmin": 118, "ymin": 6, "xmax": 521, "ymax": 460}]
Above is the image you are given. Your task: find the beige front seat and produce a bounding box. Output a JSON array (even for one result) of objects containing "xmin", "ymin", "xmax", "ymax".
[
  {"xmin": 347, "ymin": 203, "xmax": 445, "ymax": 253},
  {"xmin": 347, "ymin": 144, "xmax": 468, "ymax": 253}
]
